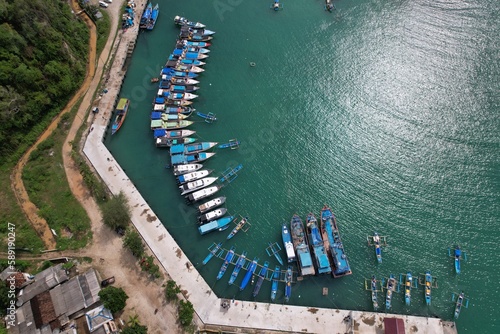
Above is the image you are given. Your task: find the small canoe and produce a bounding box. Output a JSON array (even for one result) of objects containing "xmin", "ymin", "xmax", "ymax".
[{"xmin": 270, "ymin": 265, "xmax": 280, "ymax": 302}]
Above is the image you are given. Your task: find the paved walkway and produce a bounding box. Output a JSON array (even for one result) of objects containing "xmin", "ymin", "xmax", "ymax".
[{"xmin": 82, "ymin": 7, "xmax": 458, "ymax": 334}]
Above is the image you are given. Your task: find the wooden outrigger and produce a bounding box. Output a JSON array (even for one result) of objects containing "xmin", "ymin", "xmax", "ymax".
[
  {"xmin": 219, "ymin": 164, "xmax": 243, "ymax": 184},
  {"xmin": 366, "ymin": 232, "xmax": 387, "ymax": 263},
  {"xmin": 266, "ymin": 242, "xmax": 284, "ymax": 266},
  {"xmin": 381, "ymin": 274, "xmax": 400, "ymax": 310},
  {"xmin": 451, "ymin": 291, "xmax": 469, "ymax": 319},
  {"xmin": 218, "ymin": 138, "xmax": 240, "ymax": 150},
  {"xmin": 364, "ymin": 276, "xmax": 382, "ymax": 311},
  {"xmin": 448, "ymin": 245, "xmax": 467, "ymax": 274},
  {"xmin": 226, "ymin": 216, "xmax": 250, "ymax": 240},
  {"xmin": 202, "ymin": 242, "xmax": 223, "ymax": 265},
  {"xmin": 399, "ymin": 272, "xmax": 418, "ymax": 306},
  {"xmin": 418, "ymin": 271, "xmax": 438, "ymax": 305}
]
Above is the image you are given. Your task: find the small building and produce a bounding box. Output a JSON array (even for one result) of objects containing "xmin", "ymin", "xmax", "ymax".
[
  {"xmin": 384, "ymin": 317, "xmax": 405, "ymax": 334},
  {"xmin": 9, "ymin": 266, "xmax": 102, "ymax": 334}
]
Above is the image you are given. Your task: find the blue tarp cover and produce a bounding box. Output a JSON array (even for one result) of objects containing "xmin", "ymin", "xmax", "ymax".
[
  {"xmin": 155, "ymin": 97, "xmax": 165, "ymax": 104},
  {"xmin": 153, "ymin": 129, "xmax": 166, "ymax": 138},
  {"xmin": 151, "ymin": 112, "xmax": 162, "ymax": 120}
]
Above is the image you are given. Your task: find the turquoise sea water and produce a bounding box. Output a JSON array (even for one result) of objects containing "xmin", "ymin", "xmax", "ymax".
[{"xmin": 105, "ymin": 0, "xmax": 500, "ymax": 332}]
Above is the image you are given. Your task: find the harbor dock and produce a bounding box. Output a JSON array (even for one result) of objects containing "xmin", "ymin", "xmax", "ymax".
[{"xmin": 82, "ymin": 9, "xmax": 458, "ymax": 334}]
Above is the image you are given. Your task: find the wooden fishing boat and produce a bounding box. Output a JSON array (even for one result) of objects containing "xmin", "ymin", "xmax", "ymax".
[
  {"xmin": 170, "ymin": 142, "xmax": 218, "ymax": 155},
  {"xmin": 424, "ymin": 271, "xmax": 432, "ymax": 306},
  {"xmin": 306, "ymin": 213, "xmax": 332, "ymax": 275},
  {"xmin": 452, "ymin": 291, "xmax": 469, "ymax": 319},
  {"xmin": 202, "ymin": 242, "xmax": 222, "ymax": 265},
  {"xmin": 290, "ymin": 214, "xmax": 315, "ymax": 276},
  {"xmin": 172, "ymin": 163, "xmax": 203, "ymax": 176},
  {"xmin": 284, "ymin": 266, "xmax": 292, "ymax": 302},
  {"xmin": 174, "ymin": 16, "xmax": 206, "ymax": 29},
  {"xmin": 171, "ymin": 49, "xmax": 209, "ymax": 60},
  {"xmin": 139, "ymin": 3, "xmax": 152, "ymax": 29},
  {"xmin": 370, "ymin": 276, "xmax": 379, "ymax": 310},
  {"xmin": 111, "ymin": 98, "xmax": 130, "ymax": 135},
  {"xmin": 266, "ymin": 242, "xmax": 284, "ymax": 266},
  {"xmin": 150, "ymin": 112, "xmax": 189, "ymax": 121},
  {"xmin": 150, "ymin": 120, "xmax": 194, "ymax": 130},
  {"xmin": 176, "ymin": 40, "xmax": 211, "ymax": 48},
  {"xmin": 157, "ymin": 90, "xmax": 198, "ymax": 101},
  {"xmin": 196, "ymin": 111, "xmax": 217, "ymax": 122},
  {"xmin": 270, "ymin": 265, "xmax": 280, "ymax": 302},
  {"xmin": 226, "ymin": 217, "xmax": 249, "ymax": 240},
  {"xmin": 229, "ymin": 251, "xmax": 247, "ymax": 285},
  {"xmin": 169, "ymin": 77, "xmax": 200, "ymax": 85},
  {"xmin": 252, "ymin": 261, "xmax": 269, "ymax": 298},
  {"xmin": 198, "ymin": 196, "xmax": 226, "ymax": 214},
  {"xmin": 384, "ymin": 274, "xmax": 397, "ymax": 310},
  {"xmin": 180, "ymin": 27, "xmax": 216, "ymax": 36},
  {"xmin": 218, "ymin": 139, "xmax": 240, "ymax": 149},
  {"xmin": 179, "ymin": 176, "xmax": 218, "ymax": 196},
  {"xmin": 177, "ymin": 169, "xmax": 213, "ymax": 184},
  {"xmin": 449, "ymin": 245, "xmax": 467, "ymax": 274},
  {"xmin": 320, "ymin": 205, "xmax": 352, "ymax": 278},
  {"xmin": 186, "ymin": 185, "xmax": 222, "ymax": 203},
  {"xmin": 217, "ymin": 246, "xmax": 235, "ymax": 280},
  {"xmin": 146, "ymin": 3, "xmax": 159, "ymax": 30},
  {"xmin": 171, "ymin": 152, "xmax": 216, "ymax": 166},
  {"xmin": 400, "ymin": 271, "xmax": 417, "ymax": 306},
  {"xmin": 198, "ymin": 208, "xmax": 227, "ymax": 224},
  {"xmin": 367, "ymin": 232, "xmax": 387, "ymax": 264},
  {"xmin": 153, "ymin": 129, "xmax": 195, "ymax": 139},
  {"xmin": 239, "ymin": 257, "xmax": 259, "ymax": 291}
]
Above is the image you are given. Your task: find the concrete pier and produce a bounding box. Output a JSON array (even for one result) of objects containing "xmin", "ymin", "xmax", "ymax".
[{"xmin": 82, "ymin": 8, "xmax": 458, "ymax": 334}]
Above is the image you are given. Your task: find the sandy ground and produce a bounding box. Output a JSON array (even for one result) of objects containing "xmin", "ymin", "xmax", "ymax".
[{"xmin": 12, "ymin": 0, "xmax": 183, "ymax": 332}]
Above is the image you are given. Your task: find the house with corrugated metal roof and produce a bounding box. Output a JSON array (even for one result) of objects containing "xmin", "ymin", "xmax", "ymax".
[{"xmin": 8, "ymin": 264, "xmax": 104, "ymax": 334}]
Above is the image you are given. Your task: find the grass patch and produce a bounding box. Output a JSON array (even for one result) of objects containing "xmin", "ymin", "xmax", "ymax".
[
  {"xmin": 21, "ymin": 100, "xmax": 92, "ymax": 251},
  {"xmin": 96, "ymin": 9, "xmax": 111, "ymax": 57}
]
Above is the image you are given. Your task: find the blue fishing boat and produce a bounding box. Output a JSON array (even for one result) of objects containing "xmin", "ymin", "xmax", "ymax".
[
  {"xmin": 367, "ymin": 232, "xmax": 386, "ymax": 264},
  {"xmin": 217, "ymin": 246, "xmax": 236, "ymax": 280},
  {"xmin": 449, "ymin": 245, "xmax": 467, "ymax": 274},
  {"xmin": 159, "ymin": 83, "xmax": 200, "ymax": 93},
  {"xmin": 266, "ymin": 242, "xmax": 284, "ymax": 266},
  {"xmin": 186, "ymin": 185, "xmax": 222, "ymax": 203},
  {"xmin": 228, "ymin": 251, "xmax": 247, "ymax": 285},
  {"xmin": 320, "ymin": 205, "xmax": 352, "ymax": 278},
  {"xmin": 218, "ymin": 139, "xmax": 240, "ymax": 149},
  {"xmin": 219, "ymin": 164, "xmax": 243, "ymax": 183},
  {"xmin": 290, "ymin": 214, "xmax": 315, "ymax": 276},
  {"xmin": 196, "ymin": 111, "xmax": 217, "ymax": 123},
  {"xmin": 179, "ymin": 176, "xmax": 218, "ymax": 196},
  {"xmin": 153, "ymin": 129, "xmax": 195, "ymax": 139},
  {"xmin": 180, "ymin": 34, "xmax": 213, "ymax": 42},
  {"xmin": 174, "ymin": 16, "xmax": 206, "ymax": 29},
  {"xmin": 177, "ymin": 40, "xmax": 211, "ymax": 48},
  {"xmin": 271, "ymin": 0, "xmax": 283, "ymax": 11},
  {"xmin": 170, "ymin": 152, "xmax": 216, "ymax": 166},
  {"xmin": 177, "ymin": 169, "xmax": 213, "ymax": 185},
  {"xmin": 111, "ymin": 98, "xmax": 130, "ymax": 135},
  {"xmin": 170, "ymin": 142, "xmax": 218, "ymax": 155},
  {"xmin": 139, "ymin": 3, "xmax": 152, "ymax": 29},
  {"xmin": 202, "ymin": 242, "xmax": 222, "ymax": 265},
  {"xmin": 270, "ymin": 265, "xmax": 280, "ymax": 302},
  {"xmin": 384, "ymin": 274, "xmax": 397, "ymax": 310},
  {"xmin": 167, "ymin": 56, "xmax": 206, "ymax": 67},
  {"xmin": 452, "ymin": 291, "xmax": 469, "ymax": 319},
  {"xmin": 400, "ymin": 271, "xmax": 417, "ymax": 306},
  {"xmin": 171, "ymin": 49, "xmax": 209, "ymax": 60},
  {"xmin": 284, "ymin": 265, "xmax": 292, "ymax": 302},
  {"xmin": 161, "ymin": 67, "xmax": 199, "ymax": 78},
  {"xmin": 156, "ymin": 137, "xmax": 196, "ymax": 148},
  {"xmin": 240, "ymin": 257, "xmax": 259, "ymax": 291},
  {"xmin": 146, "ymin": 4, "xmax": 159, "ymax": 30},
  {"xmin": 370, "ymin": 276, "xmax": 379, "ymax": 310},
  {"xmin": 157, "ymin": 91, "xmax": 198, "ymax": 101},
  {"xmin": 160, "ymin": 106, "xmax": 195, "ymax": 115},
  {"xmin": 424, "ymin": 270, "xmax": 432, "ymax": 306},
  {"xmin": 226, "ymin": 217, "xmax": 249, "ymax": 240},
  {"xmin": 173, "ymin": 44, "xmax": 210, "ymax": 54},
  {"xmin": 282, "ymin": 222, "xmax": 296, "ymax": 263},
  {"xmin": 306, "ymin": 213, "xmax": 332, "ymax": 275},
  {"xmin": 252, "ymin": 261, "xmax": 269, "ymax": 298},
  {"xmin": 198, "ymin": 215, "xmax": 234, "ymax": 235}
]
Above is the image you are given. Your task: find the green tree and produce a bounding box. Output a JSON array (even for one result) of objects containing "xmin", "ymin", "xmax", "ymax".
[
  {"xmin": 98, "ymin": 286, "xmax": 128, "ymax": 314},
  {"xmin": 122, "ymin": 324, "xmax": 148, "ymax": 334},
  {"xmin": 100, "ymin": 191, "xmax": 130, "ymax": 230},
  {"xmin": 178, "ymin": 300, "xmax": 194, "ymax": 327},
  {"xmin": 165, "ymin": 280, "xmax": 181, "ymax": 302},
  {"xmin": 0, "ymin": 283, "xmax": 10, "ymax": 316},
  {"xmin": 123, "ymin": 230, "xmax": 144, "ymax": 258}
]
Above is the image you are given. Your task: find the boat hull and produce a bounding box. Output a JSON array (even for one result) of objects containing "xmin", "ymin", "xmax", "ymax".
[{"xmin": 197, "ymin": 196, "xmax": 226, "ymax": 213}]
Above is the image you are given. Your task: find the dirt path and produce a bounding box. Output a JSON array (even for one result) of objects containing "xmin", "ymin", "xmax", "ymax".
[{"xmin": 9, "ymin": 2, "xmax": 99, "ymax": 251}]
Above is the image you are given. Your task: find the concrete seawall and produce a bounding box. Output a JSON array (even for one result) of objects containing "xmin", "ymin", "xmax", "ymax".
[{"xmin": 82, "ymin": 6, "xmax": 458, "ymax": 334}]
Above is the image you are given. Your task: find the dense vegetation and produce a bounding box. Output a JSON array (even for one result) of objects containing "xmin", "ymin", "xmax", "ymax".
[
  {"xmin": 0, "ymin": 0, "xmax": 89, "ymax": 162},
  {"xmin": 98, "ymin": 286, "xmax": 129, "ymax": 314}
]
